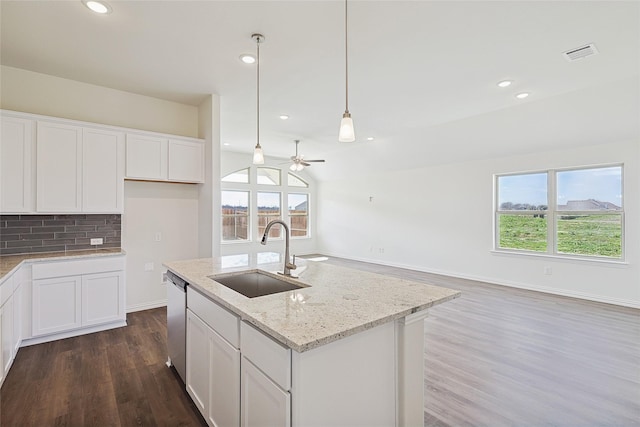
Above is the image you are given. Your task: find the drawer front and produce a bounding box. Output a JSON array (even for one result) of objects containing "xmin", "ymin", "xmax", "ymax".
[
  {"xmin": 32, "ymin": 256, "xmax": 125, "ymax": 280},
  {"xmin": 241, "ymin": 321, "xmax": 291, "ymax": 391},
  {"xmin": 187, "ymin": 287, "xmax": 240, "ymax": 348}
]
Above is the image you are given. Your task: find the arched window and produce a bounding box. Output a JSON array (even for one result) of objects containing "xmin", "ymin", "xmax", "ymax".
[{"xmin": 221, "ymin": 166, "xmax": 311, "ymax": 243}]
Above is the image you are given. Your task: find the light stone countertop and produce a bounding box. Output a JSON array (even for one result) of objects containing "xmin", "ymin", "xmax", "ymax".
[
  {"xmin": 164, "ymin": 255, "xmax": 461, "ymax": 353},
  {"xmin": 0, "ymin": 248, "xmax": 126, "ymax": 280}
]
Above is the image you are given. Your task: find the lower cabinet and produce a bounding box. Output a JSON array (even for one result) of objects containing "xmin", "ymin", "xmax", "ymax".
[
  {"xmin": 241, "ymin": 357, "xmax": 291, "ymax": 427},
  {"xmin": 30, "ymin": 256, "xmax": 125, "ymax": 342},
  {"xmin": 186, "ymin": 308, "xmax": 240, "ymax": 427},
  {"xmin": 1, "ymin": 295, "xmax": 14, "ymax": 378}
]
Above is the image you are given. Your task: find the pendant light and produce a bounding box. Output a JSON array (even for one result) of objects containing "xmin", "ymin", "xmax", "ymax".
[
  {"xmin": 252, "ymin": 33, "xmax": 265, "ymax": 164},
  {"xmin": 338, "ymin": 0, "xmax": 355, "ymax": 142}
]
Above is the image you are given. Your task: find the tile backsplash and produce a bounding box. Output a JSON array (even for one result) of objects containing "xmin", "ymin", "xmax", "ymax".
[{"xmin": 0, "ymin": 214, "xmax": 121, "ymax": 256}]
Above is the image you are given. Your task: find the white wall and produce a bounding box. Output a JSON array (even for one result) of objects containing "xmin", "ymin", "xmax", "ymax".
[
  {"xmin": 1, "ymin": 66, "xmax": 204, "ymax": 311},
  {"xmin": 318, "ymin": 140, "xmax": 639, "ymax": 307},
  {"xmin": 123, "ymin": 181, "xmax": 199, "ymax": 310},
  {"xmin": 0, "ymin": 65, "xmax": 198, "ymax": 137}
]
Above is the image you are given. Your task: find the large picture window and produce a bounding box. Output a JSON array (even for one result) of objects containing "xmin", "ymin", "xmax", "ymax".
[{"xmin": 496, "ymin": 165, "xmax": 623, "ymax": 259}]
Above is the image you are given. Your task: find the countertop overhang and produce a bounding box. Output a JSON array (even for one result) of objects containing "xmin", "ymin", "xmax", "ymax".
[{"xmin": 164, "ymin": 256, "xmax": 460, "ymax": 352}]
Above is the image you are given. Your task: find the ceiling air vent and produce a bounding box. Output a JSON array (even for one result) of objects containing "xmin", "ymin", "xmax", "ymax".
[{"xmin": 563, "ymin": 43, "xmax": 599, "ymax": 62}]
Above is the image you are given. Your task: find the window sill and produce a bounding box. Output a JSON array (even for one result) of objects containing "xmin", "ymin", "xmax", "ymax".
[{"xmin": 490, "ymin": 249, "xmax": 629, "ymax": 267}]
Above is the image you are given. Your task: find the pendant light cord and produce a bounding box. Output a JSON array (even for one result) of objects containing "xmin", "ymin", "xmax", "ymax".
[
  {"xmin": 256, "ymin": 37, "xmax": 261, "ymax": 148},
  {"xmin": 344, "ymin": 0, "xmax": 349, "ymax": 114}
]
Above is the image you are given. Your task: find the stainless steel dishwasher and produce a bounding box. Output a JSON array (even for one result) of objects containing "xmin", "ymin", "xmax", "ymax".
[{"xmin": 166, "ymin": 270, "xmax": 187, "ymax": 383}]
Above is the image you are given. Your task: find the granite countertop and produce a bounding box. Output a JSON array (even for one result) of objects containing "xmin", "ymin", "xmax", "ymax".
[
  {"xmin": 0, "ymin": 248, "xmax": 126, "ymax": 279},
  {"xmin": 164, "ymin": 256, "xmax": 460, "ymax": 353}
]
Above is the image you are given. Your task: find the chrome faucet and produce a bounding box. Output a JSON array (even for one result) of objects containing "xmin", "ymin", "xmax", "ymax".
[{"xmin": 261, "ymin": 220, "xmax": 297, "ymax": 276}]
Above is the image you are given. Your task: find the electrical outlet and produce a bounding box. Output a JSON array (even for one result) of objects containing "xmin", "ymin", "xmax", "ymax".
[
  {"xmin": 90, "ymin": 238, "xmax": 104, "ymax": 245},
  {"xmin": 544, "ymin": 266, "xmax": 552, "ymax": 275},
  {"xmin": 144, "ymin": 262, "xmax": 154, "ymax": 271},
  {"xmin": 155, "ymin": 232, "xmax": 162, "ymax": 242}
]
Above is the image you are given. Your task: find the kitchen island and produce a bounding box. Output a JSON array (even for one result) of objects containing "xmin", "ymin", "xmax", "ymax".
[{"xmin": 164, "ymin": 254, "xmax": 459, "ymax": 427}]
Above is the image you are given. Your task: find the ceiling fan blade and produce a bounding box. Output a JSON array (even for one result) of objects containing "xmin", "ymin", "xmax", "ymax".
[
  {"xmin": 301, "ymin": 161, "xmax": 311, "ymax": 167},
  {"xmin": 305, "ymin": 159, "xmax": 325, "ymax": 163}
]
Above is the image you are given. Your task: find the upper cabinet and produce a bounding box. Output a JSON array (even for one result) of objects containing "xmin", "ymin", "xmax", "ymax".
[
  {"xmin": 36, "ymin": 122, "xmax": 125, "ymax": 213},
  {"xmin": 36, "ymin": 122, "xmax": 83, "ymax": 212},
  {"xmin": 1, "ymin": 110, "xmax": 204, "ymax": 215},
  {"xmin": 83, "ymin": 128, "xmax": 125, "ymax": 213},
  {"xmin": 0, "ymin": 116, "xmax": 35, "ymax": 213},
  {"xmin": 126, "ymin": 134, "xmax": 204, "ymax": 183}
]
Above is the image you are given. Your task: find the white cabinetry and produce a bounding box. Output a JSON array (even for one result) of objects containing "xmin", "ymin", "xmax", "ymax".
[
  {"xmin": 36, "ymin": 122, "xmax": 83, "ymax": 212},
  {"xmin": 186, "ymin": 288, "xmax": 240, "ymax": 427},
  {"xmin": 240, "ymin": 321, "xmax": 291, "ymax": 427},
  {"xmin": 125, "ymin": 134, "xmax": 167, "ymax": 181},
  {"xmin": 1, "ymin": 279, "xmax": 14, "ymax": 380},
  {"xmin": 168, "ymin": 139, "xmax": 204, "ymax": 183},
  {"xmin": 126, "ymin": 135, "xmax": 204, "ymax": 183},
  {"xmin": 36, "ymin": 121, "xmax": 124, "ymax": 213},
  {"xmin": 0, "ymin": 115, "xmax": 35, "ymax": 213},
  {"xmin": 82, "ymin": 128, "xmax": 125, "ymax": 213},
  {"xmin": 29, "ymin": 256, "xmax": 126, "ymax": 343}
]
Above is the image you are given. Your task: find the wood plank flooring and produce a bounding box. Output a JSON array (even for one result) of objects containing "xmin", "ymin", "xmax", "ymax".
[
  {"xmin": 2, "ymin": 256, "xmax": 639, "ymax": 426},
  {"xmin": 0, "ymin": 307, "xmax": 206, "ymax": 427},
  {"xmin": 314, "ymin": 256, "xmax": 640, "ymax": 427}
]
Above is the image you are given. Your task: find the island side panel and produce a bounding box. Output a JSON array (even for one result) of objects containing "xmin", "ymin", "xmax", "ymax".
[
  {"xmin": 397, "ymin": 310, "xmax": 429, "ymax": 427},
  {"xmin": 291, "ymin": 321, "xmax": 396, "ymax": 427}
]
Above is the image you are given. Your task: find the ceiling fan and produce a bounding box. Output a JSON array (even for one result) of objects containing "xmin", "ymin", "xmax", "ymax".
[{"xmin": 286, "ymin": 140, "xmax": 325, "ymax": 171}]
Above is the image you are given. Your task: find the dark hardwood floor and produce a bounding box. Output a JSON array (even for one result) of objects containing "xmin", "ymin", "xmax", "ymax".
[
  {"xmin": 0, "ymin": 307, "xmax": 206, "ymax": 427},
  {"xmin": 2, "ymin": 256, "xmax": 639, "ymax": 426}
]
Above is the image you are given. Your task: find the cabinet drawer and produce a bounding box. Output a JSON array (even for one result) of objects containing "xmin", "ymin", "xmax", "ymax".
[
  {"xmin": 241, "ymin": 321, "xmax": 291, "ymax": 391},
  {"xmin": 32, "ymin": 256, "xmax": 125, "ymax": 280},
  {"xmin": 187, "ymin": 287, "xmax": 239, "ymax": 348}
]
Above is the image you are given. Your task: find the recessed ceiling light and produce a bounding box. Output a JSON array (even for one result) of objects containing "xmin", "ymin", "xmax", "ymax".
[
  {"xmin": 279, "ymin": 115, "xmax": 289, "ymax": 120},
  {"xmin": 239, "ymin": 54, "xmax": 256, "ymax": 64},
  {"xmin": 223, "ymin": 142, "xmax": 230, "ymax": 146},
  {"xmin": 497, "ymin": 80, "xmax": 512, "ymax": 88},
  {"xmin": 367, "ymin": 137, "xmax": 374, "ymax": 141},
  {"xmin": 82, "ymin": 0, "xmax": 112, "ymax": 14},
  {"xmin": 515, "ymin": 92, "xmax": 530, "ymax": 99}
]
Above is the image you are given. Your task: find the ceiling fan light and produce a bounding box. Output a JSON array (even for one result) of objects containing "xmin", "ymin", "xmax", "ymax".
[
  {"xmin": 339, "ymin": 112, "xmax": 355, "ymax": 142},
  {"xmin": 253, "ymin": 144, "xmax": 264, "ymax": 164}
]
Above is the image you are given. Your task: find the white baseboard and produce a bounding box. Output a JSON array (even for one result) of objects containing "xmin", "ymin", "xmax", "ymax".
[
  {"xmin": 126, "ymin": 299, "xmax": 167, "ymax": 313},
  {"xmin": 320, "ymin": 251, "xmax": 640, "ymax": 309},
  {"xmin": 21, "ymin": 320, "xmax": 127, "ymax": 347}
]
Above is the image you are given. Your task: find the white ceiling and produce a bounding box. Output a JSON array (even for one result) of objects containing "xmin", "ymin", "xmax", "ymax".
[{"xmin": 1, "ymin": 1, "xmax": 638, "ymax": 181}]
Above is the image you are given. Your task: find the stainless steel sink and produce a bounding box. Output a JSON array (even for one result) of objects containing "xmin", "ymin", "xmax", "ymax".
[{"xmin": 209, "ymin": 271, "xmax": 306, "ymax": 298}]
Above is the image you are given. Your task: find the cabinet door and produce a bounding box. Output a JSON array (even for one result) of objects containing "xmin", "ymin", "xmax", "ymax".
[
  {"xmin": 83, "ymin": 128, "xmax": 125, "ymax": 213},
  {"xmin": 168, "ymin": 139, "xmax": 204, "ymax": 183},
  {"xmin": 81, "ymin": 271, "xmax": 125, "ymax": 327},
  {"xmin": 0, "ymin": 116, "xmax": 34, "ymax": 213},
  {"xmin": 186, "ymin": 309, "xmax": 211, "ymax": 417},
  {"xmin": 210, "ymin": 328, "xmax": 241, "ymax": 427},
  {"xmin": 12, "ymin": 281, "xmax": 22, "ymax": 353},
  {"xmin": 241, "ymin": 357, "xmax": 291, "ymax": 427},
  {"xmin": 1, "ymin": 297, "xmax": 14, "ymax": 377},
  {"xmin": 32, "ymin": 276, "xmax": 82, "ymax": 336},
  {"xmin": 36, "ymin": 122, "xmax": 82, "ymax": 212},
  {"xmin": 125, "ymin": 134, "xmax": 167, "ymax": 180}
]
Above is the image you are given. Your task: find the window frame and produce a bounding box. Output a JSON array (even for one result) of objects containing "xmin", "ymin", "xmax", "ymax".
[
  {"xmin": 220, "ymin": 166, "xmax": 312, "ymax": 244},
  {"xmin": 494, "ymin": 164, "xmax": 625, "ymax": 262}
]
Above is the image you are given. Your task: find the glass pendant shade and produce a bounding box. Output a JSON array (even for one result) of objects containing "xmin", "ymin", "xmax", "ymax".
[
  {"xmin": 338, "ymin": 112, "xmax": 355, "ymax": 142},
  {"xmin": 253, "ymin": 144, "xmax": 264, "ymax": 164}
]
